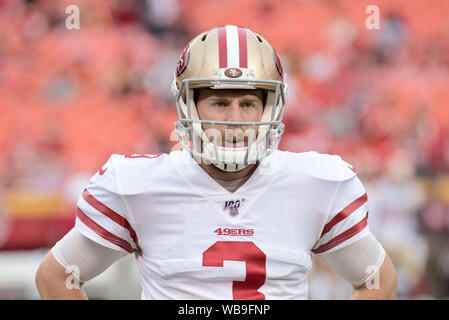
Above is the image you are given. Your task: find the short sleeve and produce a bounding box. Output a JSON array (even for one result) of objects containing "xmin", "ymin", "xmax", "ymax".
[
  {"xmin": 74, "ymin": 155, "xmax": 140, "ymax": 254},
  {"xmin": 312, "ymin": 174, "xmax": 370, "ymax": 255}
]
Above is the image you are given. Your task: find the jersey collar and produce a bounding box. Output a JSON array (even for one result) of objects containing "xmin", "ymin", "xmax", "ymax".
[{"xmin": 170, "ymin": 149, "xmax": 282, "ymax": 198}]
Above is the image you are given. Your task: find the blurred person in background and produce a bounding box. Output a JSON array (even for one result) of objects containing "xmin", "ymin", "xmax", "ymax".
[{"xmin": 417, "ymin": 179, "xmax": 449, "ymax": 299}]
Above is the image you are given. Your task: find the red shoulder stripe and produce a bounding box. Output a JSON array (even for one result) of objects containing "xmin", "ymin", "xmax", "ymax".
[
  {"xmin": 312, "ymin": 213, "xmax": 369, "ymax": 254},
  {"xmin": 82, "ymin": 189, "xmax": 140, "ymax": 249},
  {"xmin": 321, "ymin": 193, "xmax": 367, "ymax": 237},
  {"xmin": 77, "ymin": 208, "xmax": 135, "ymax": 253}
]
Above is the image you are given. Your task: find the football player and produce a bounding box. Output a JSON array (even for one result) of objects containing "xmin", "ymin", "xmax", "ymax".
[{"xmin": 36, "ymin": 25, "xmax": 397, "ymax": 299}]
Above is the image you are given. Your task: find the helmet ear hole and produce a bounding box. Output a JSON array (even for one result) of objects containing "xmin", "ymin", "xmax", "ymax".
[
  {"xmin": 193, "ymin": 89, "xmax": 199, "ymax": 105},
  {"xmin": 201, "ymin": 32, "xmax": 208, "ymax": 41},
  {"xmin": 261, "ymin": 89, "xmax": 268, "ymax": 107}
]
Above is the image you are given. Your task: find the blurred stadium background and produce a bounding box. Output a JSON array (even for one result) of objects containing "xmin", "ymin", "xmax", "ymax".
[{"xmin": 0, "ymin": 0, "xmax": 448, "ymax": 299}]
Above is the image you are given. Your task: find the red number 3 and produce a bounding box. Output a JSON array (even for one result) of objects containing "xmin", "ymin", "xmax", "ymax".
[{"xmin": 202, "ymin": 241, "xmax": 266, "ymax": 300}]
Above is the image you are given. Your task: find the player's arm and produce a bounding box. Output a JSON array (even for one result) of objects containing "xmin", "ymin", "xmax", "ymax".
[
  {"xmin": 36, "ymin": 154, "xmax": 139, "ymax": 299},
  {"xmin": 310, "ymin": 155, "xmax": 397, "ymax": 299},
  {"xmin": 350, "ymin": 250, "xmax": 397, "ymax": 299},
  {"xmin": 321, "ymin": 232, "xmax": 397, "ymax": 300},
  {"xmin": 35, "ymin": 249, "xmax": 88, "ymax": 300},
  {"xmin": 36, "ymin": 228, "xmax": 126, "ymax": 299}
]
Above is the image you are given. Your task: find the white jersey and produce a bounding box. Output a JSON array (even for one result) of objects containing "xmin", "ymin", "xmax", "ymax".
[{"xmin": 75, "ymin": 149, "xmax": 370, "ymax": 300}]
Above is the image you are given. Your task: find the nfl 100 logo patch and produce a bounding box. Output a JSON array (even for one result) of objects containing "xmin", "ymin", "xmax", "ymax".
[{"xmin": 223, "ymin": 198, "xmax": 245, "ymax": 216}]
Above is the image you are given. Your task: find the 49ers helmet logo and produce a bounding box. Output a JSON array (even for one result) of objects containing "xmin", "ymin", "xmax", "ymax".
[
  {"xmin": 224, "ymin": 68, "xmax": 243, "ymax": 78},
  {"xmin": 176, "ymin": 45, "xmax": 190, "ymax": 76}
]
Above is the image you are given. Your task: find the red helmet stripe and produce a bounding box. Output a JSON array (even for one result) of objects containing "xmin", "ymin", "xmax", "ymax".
[
  {"xmin": 238, "ymin": 27, "xmax": 247, "ymax": 68},
  {"xmin": 218, "ymin": 26, "xmax": 228, "ymax": 68}
]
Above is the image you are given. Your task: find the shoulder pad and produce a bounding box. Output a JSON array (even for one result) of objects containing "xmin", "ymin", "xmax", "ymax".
[
  {"xmin": 109, "ymin": 153, "xmax": 167, "ymax": 195},
  {"xmin": 111, "ymin": 153, "xmax": 166, "ymax": 169},
  {"xmin": 298, "ymin": 151, "xmax": 357, "ymax": 182},
  {"xmin": 90, "ymin": 153, "xmax": 167, "ymax": 194}
]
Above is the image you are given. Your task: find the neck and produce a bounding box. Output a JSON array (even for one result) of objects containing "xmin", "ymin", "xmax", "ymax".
[{"xmin": 199, "ymin": 161, "xmax": 259, "ymax": 182}]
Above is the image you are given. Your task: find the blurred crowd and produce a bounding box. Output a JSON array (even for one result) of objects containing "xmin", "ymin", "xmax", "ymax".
[{"xmin": 0, "ymin": 0, "xmax": 448, "ymax": 299}]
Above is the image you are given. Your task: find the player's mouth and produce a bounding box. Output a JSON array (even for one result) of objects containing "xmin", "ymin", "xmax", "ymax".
[{"xmin": 224, "ymin": 137, "xmax": 245, "ymax": 148}]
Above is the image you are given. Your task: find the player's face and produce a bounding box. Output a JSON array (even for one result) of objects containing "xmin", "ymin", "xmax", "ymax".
[{"xmin": 195, "ymin": 89, "xmax": 265, "ymax": 148}]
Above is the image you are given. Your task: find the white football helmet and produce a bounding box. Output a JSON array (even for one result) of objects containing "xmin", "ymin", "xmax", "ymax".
[{"xmin": 172, "ymin": 25, "xmax": 288, "ymax": 172}]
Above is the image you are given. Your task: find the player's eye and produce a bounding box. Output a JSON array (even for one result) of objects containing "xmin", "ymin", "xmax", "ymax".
[
  {"xmin": 241, "ymin": 102, "xmax": 254, "ymax": 108},
  {"xmin": 214, "ymin": 101, "xmax": 226, "ymax": 107}
]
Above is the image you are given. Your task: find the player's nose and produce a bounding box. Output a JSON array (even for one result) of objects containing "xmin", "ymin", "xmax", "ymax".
[{"xmin": 225, "ymin": 99, "xmax": 244, "ymax": 123}]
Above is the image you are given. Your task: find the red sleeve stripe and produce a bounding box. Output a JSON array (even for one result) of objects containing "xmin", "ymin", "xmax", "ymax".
[
  {"xmin": 321, "ymin": 193, "xmax": 367, "ymax": 237},
  {"xmin": 82, "ymin": 189, "xmax": 140, "ymax": 249},
  {"xmin": 312, "ymin": 212, "xmax": 369, "ymax": 254},
  {"xmin": 77, "ymin": 208, "xmax": 135, "ymax": 253}
]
